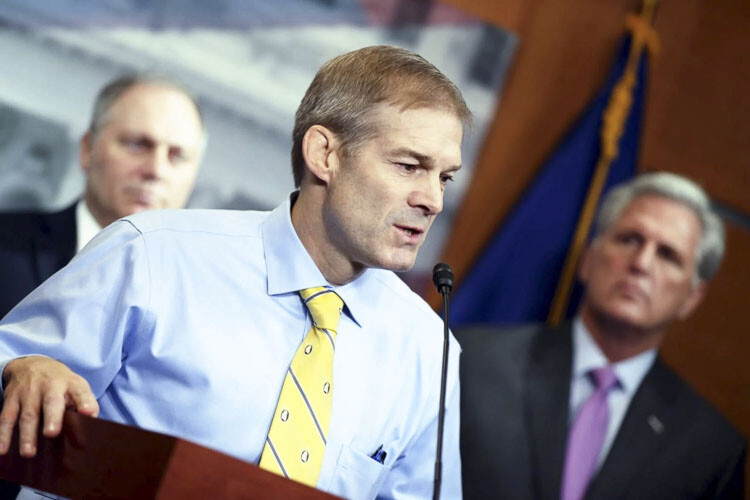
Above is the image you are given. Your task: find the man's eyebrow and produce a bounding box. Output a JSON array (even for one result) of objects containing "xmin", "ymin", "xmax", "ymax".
[
  {"xmin": 389, "ymin": 147, "xmax": 434, "ymax": 164},
  {"xmin": 389, "ymin": 147, "xmax": 462, "ymax": 170},
  {"xmin": 120, "ymin": 131, "xmax": 195, "ymax": 150},
  {"xmin": 119, "ymin": 133, "xmax": 154, "ymax": 144}
]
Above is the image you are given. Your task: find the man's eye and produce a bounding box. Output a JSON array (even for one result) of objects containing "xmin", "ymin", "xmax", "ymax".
[
  {"xmin": 169, "ymin": 150, "xmax": 188, "ymax": 164},
  {"xmin": 441, "ymin": 175, "xmax": 455, "ymax": 184},
  {"xmin": 121, "ymin": 138, "xmax": 147, "ymax": 152},
  {"xmin": 615, "ymin": 233, "xmax": 641, "ymax": 245},
  {"xmin": 398, "ymin": 163, "xmax": 418, "ymax": 172},
  {"xmin": 658, "ymin": 246, "xmax": 682, "ymax": 266}
]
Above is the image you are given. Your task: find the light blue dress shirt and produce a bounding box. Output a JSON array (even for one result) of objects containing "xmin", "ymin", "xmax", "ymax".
[
  {"xmin": 0, "ymin": 196, "xmax": 462, "ymax": 500},
  {"xmin": 569, "ymin": 318, "xmax": 657, "ymax": 469}
]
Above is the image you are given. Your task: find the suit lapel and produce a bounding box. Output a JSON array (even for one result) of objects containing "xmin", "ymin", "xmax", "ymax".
[
  {"xmin": 525, "ymin": 323, "xmax": 574, "ymax": 500},
  {"xmin": 584, "ymin": 358, "xmax": 679, "ymax": 500},
  {"xmin": 33, "ymin": 203, "xmax": 77, "ymax": 284}
]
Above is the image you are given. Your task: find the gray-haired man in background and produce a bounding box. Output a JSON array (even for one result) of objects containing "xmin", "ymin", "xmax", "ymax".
[{"xmin": 458, "ymin": 172, "xmax": 746, "ymax": 499}]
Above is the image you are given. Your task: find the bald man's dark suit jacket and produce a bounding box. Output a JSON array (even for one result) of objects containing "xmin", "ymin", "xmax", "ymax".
[
  {"xmin": 456, "ymin": 323, "xmax": 746, "ymax": 500},
  {"xmin": 0, "ymin": 203, "xmax": 77, "ymax": 320},
  {"xmin": 0, "ymin": 204, "xmax": 76, "ymax": 497}
]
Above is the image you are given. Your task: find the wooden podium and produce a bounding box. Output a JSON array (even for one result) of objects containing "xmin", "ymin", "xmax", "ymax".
[{"xmin": 0, "ymin": 411, "xmax": 339, "ymax": 499}]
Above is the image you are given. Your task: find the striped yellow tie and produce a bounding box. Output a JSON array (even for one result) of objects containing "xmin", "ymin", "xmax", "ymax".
[{"xmin": 259, "ymin": 287, "xmax": 343, "ymax": 486}]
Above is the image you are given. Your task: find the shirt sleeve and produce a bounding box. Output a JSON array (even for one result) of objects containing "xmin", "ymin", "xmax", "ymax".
[
  {"xmin": 0, "ymin": 219, "xmax": 153, "ymax": 398},
  {"xmin": 378, "ymin": 335, "xmax": 463, "ymax": 499}
]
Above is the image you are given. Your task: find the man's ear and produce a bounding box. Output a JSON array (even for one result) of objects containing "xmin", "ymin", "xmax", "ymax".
[
  {"xmin": 301, "ymin": 125, "xmax": 340, "ymax": 185},
  {"xmin": 677, "ymin": 281, "xmax": 707, "ymax": 320},
  {"xmin": 80, "ymin": 132, "xmax": 93, "ymax": 174}
]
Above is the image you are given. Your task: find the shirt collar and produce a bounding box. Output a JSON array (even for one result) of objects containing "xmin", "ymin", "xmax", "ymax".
[
  {"xmin": 263, "ymin": 193, "xmax": 380, "ymax": 329},
  {"xmin": 75, "ymin": 199, "xmax": 103, "ymax": 253},
  {"xmin": 572, "ymin": 317, "xmax": 657, "ymax": 395}
]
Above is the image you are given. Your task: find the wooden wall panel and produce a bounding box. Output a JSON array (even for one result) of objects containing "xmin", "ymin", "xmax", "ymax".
[
  {"xmin": 643, "ymin": 0, "xmax": 750, "ymax": 212},
  {"xmin": 660, "ymin": 221, "xmax": 750, "ymax": 444},
  {"xmin": 442, "ymin": 0, "xmax": 532, "ymax": 33}
]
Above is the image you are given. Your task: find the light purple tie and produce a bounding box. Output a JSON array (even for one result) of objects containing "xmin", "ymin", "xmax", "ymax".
[{"xmin": 561, "ymin": 366, "xmax": 619, "ymax": 500}]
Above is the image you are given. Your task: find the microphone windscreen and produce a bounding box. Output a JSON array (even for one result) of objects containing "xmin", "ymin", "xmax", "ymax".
[{"xmin": 432, "ymin": 262, "xmax": 454, "ymax": 294}]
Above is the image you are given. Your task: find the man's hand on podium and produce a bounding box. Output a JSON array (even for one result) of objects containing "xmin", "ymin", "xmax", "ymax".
[{"xmin": 0, "ymin": 356, "xmax": 99, "ymax": 457}]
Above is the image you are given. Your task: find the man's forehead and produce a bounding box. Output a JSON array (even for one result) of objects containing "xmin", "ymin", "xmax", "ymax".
[
  {"xmin": 103, "ymin": 85, "xmax": 204, "ymax": 143},
  {"xmin": 373, "ymin": 101, "xmax": 462, "ymax": 126},
  {"xmin": 616, "ymin": 195, "xmax": 700, "ymax": 225},
  {"xmin": 110, "ymin": 84, "xmax": 198, "ymax": 121},
  {"xmin": 609, "ymin": 194, "xmax": 703, "ymax": 248},
  {"xmin": 369, "ymin": 103, "xmax": 463, "ymax": 161}
]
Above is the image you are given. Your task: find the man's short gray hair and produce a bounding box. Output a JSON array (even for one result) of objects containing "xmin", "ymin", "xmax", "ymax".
[
  {"xmin": 88, "ymin": 73, "xmax": 204, "ymax": 140},
  {"xmin": 594, "ymin": 172, "xmax": 725, "ymax": 281},
  {"xmin": 291, "ymin": 45, "xmax": 471, "ymax": 187}
]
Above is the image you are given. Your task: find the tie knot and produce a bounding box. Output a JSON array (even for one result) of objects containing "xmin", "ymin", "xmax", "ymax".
[
  {"xmin": 299, "ymin": 287, "xmax": 344, "ymax": 333},
  {"xmin": 590, "ymin": 366, "xmax": 618, "ymax": 392}
]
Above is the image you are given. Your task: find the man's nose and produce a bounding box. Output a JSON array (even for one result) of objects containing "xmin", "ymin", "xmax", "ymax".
[
  {"xmin": 630, "ymin": 243, "xmax": 656, "ymax": 273},
  {"xmin": 140, "ymin": 146, "xmax": 170, "ymax": 179},
  {"xmin": 410, "ymin": 175, "xmax": 444, "ymax": 216}
]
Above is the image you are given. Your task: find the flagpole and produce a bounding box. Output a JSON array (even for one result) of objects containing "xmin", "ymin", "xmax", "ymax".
[{"xmin": 547, "ymin": 0, "xmax": 660, "ymax": 326}]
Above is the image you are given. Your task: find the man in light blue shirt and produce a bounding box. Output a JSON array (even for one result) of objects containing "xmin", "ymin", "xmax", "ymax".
[{"xmin": 0, "ymin": 45, "xmax": 471, "ymax": 499}]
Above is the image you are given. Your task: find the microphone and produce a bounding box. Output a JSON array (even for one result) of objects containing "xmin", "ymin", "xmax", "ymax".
[
  {"xmin": 431, "ymin": 262, "xmax": 453, "ymax": 500},
  {"xmin": 432, "ymin": 262, "xmax": 454, "ymax": 296}
]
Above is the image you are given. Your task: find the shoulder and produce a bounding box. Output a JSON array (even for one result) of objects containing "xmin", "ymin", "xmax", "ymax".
[
  {"xmin": 366, "ymin": 269, "xmax": 445, "ymax": 330},
  {"xmin": 0, "ymin": 204, "xmax": 75, "ymax": 243},
  {"xmin": 82, "ymin": 209, "xmax": 269, "ymax": 265},
  {"xmin": 454, "ymin": 322, "xmax": 545, "ymax": 358},
  {"xmin": 0, "ymin": 209, "xmax": 40, "ymax": 226},
  {"xmin": 649, "ymin": 360, "xmax": 746, "ymax": 456},
  {"xmin": 119, "ymin": 208, "xmax": 268, "ymax": 240},
  {"xmin": 355, "ymin": 269, "xmax": 458, "ymax": 364},
  {"xmin": 0, "ymin": 211, "xmax": 39, "ymax": 241},
  {"xmin": 454, "ymin": 322, "xmax": 570, "ymax": 388}
]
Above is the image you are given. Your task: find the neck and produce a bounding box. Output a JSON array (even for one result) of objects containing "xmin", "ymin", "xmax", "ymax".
[
  {"xmin": 579, "ymin": 303, "xmax": 663, "ymax": 363},
  {"xmin": 291, "ymin": 187, "xmax": 363, "ymax": 286},
  {"xmin": 84, "ymin": 192, "xmax": 117, "ymax": 229}
]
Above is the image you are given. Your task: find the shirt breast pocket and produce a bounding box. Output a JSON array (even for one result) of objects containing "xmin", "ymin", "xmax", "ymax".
[{"xmin": 326, "ymin": 444, "xmax": 389, "ymax": 500}]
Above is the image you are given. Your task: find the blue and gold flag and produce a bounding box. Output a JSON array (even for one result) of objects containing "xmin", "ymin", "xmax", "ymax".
[{"xmin": 451, "ymin": 26, "xmax": 654, "ymax": 327}]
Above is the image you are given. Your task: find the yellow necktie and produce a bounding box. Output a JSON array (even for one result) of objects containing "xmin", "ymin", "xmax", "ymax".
[{"xmin": 259, "ymin": 287, "xmax": 343, "ymax": 486}]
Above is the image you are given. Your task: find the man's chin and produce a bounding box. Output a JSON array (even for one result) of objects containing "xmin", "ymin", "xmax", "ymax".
[
  {"xmin": 593, "ymin": 305, "xmax": 653, "ymax": 333},
  {"xmin": 355, "ymin": 244, "xmax": 420, "ymax": 273},
  {"xmin": 392, "ymin": 263, "xmax": 416, "ymax": 273},
  {"xmin": 374, "ymin": 254, "xmax": 417, "ymax": 273},
  {"xmin": 127, "ymin": 200, "xmax": 158, "ymax": 212},
  {"xmin": 114, "ymin": 205, "xmax": 147, "ymax": 222}
]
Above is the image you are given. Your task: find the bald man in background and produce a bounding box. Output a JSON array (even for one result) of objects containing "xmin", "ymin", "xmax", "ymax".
[{"xmin": 0, "ymin": 74, "xmax": 206, "ymax": 320}]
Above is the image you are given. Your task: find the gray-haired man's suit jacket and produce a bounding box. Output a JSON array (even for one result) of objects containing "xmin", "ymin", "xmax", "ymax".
[{"xmin": 455, "ymin": 323, "xmax": 746, "ymax": 499}]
